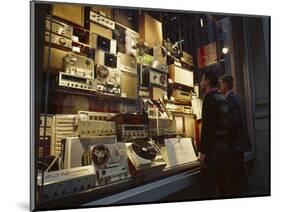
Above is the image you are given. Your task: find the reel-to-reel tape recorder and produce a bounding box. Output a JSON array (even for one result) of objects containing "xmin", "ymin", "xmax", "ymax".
[
  {"xmin": 95, "ymin": 50, "xmax": 121, "ymax": 95},
  {"xmin": 86, "ymin": 143, "xmax": 130, "ymax": 185}
]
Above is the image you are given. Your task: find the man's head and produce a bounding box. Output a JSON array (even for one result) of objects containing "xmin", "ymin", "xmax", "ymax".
[
  {"xmin": 200, "ymin": 71, "xmax": 219, "ymax": 95},
  {"xmin": 219, "ymin": 74, "xmax": 234, "ymax": 95}
]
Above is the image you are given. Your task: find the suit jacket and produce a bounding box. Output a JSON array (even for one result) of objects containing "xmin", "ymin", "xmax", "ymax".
[
  {"xmin": 199, "ymin": 90, "xmax": 230, "ymax": 158},
  {"xmin": 226, "ymin": 91, "xmax": 251, "ymax": 153}
]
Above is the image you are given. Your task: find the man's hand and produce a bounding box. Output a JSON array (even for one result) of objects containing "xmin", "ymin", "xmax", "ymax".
[{"xmin": 198, "ymin": 152, "xmax": 207, "ymax": 169}]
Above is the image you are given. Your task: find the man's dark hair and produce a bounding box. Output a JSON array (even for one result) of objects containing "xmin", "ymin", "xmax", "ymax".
[
  {"xmin": 204, "ymin": 70, "xmax": 219, "ymax": 88},
  {"xmin": 220, "ymin": 74, "xmax": 234, "ymax": 89}
]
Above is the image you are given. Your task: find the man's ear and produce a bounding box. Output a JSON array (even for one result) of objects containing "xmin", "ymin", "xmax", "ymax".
[{"xmin": 205, "ymin": 79, "xmax": 210, "ymax": 87}]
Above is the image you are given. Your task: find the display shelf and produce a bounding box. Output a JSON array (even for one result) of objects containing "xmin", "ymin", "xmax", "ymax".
[
  {"xmin": 54, "ymin": 86, "xmax": 141, "ymax": 103},
  {"xmin": 37, "ymin": 161, "xmax": 200, "ymax": 210}
]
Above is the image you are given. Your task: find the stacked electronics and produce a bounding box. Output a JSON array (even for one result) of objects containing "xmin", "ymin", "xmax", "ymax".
[{"xmin": 40, "ymin": 5, "xmax": 200, "ymax": 202}]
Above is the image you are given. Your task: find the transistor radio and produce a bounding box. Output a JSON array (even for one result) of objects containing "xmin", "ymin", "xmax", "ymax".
[
  {"xmin": 90, "ymin": 10, "xmax": 115, "ymax": 30},
  {"xmin": 58, "ymin": 72, "xmax": 97, "ymax": 92},
  {"xmin": 90, "ymin": 33, "xmax": 117, "ymax": 55},
  {"xmin": 87, "ymin": 143, "xmax": 130, "ymax": 185},
  {"xmin": 64, "ymin": 53, "xmax": 95, "ymax": 79},
  {"xmin": 45, "ymin": 15, "xmax": 73, "ymax": 39},
  {"xmin": 45, "ymin": 31, "xmax": 72, "ymax": 49}
]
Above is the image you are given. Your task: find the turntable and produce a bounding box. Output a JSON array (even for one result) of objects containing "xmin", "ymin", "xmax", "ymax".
[
  {"xmin": 88, "ymin": 143, "xmax": 130, "ymax": 185},
  {"xmin": 126, "ymin": 140, "xmax": 166, "ymax": 175}
]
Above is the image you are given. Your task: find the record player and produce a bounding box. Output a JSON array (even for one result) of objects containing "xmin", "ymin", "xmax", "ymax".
[
  {"xmin": 126, "ymin": 141, "xmax": 166, "ymax": 175},
  {"xmin": 87, "ymin": 143, "xmax": 130, "ymax": 185}
]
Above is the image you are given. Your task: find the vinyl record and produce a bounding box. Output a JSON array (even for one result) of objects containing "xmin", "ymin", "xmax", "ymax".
[
  {"xmin": 132, "ymin": 142, "xmax": 157, "ymax": 160},
  {"xmin": 90, "ymin": 144, "xmax": 110, "ymax": 167}
]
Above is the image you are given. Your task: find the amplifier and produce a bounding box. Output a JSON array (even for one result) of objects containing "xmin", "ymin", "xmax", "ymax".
[
  {"xmin": 90, "ymin": 10, "xmax": 115, "ymax": 30},
  {"xmin": 43, "ymin": 46, "xmax": 67, "ymax": 71},
  {"xmin": 110, "ymin": 114, "xmax": 147, "ymax": 125},
  {"xmin": 45, "ymin": 15, "xmax": 73, "ymax": 39},
  {"xmin": 59, "ymin": 72, "xmax": 97, "ymax": 92},
  {"xmin": 117, "ymin": 124, "xmax": 148, "ymax": 141},
  {"xmin": 172, "ymin": 90, "xmax": 192, "ymax": 103},
  {"xmin": 51, "ymin": 4, "xmax": 84, "ymax": 27},
  {"xmin": 153, "ymin": 44, "xmax": 167, "ymax": 65},
  {"xmin": 77, "ymin": 120, "xmax": 116, "ymax": 138},
  {"xmin": 95, "ymin": 50, "xmax": 118, "ymax": 69},
  {"xmin": 45, "ymin": 31, "xmax": 72, "ymax": 49},
  {"xmin": 78, "ymin": 111, "xmax": 116, "ymax": 121},
  {"xmin": 64, "ymin": 53, "xmax": 95, "ymax": 79},
  {"xmin": 168, "ymin": 65, "xmax": 194, "ymax": 88},
  {"xmin": 149, "ymin": 119, "xmax": 177, "ymax": 137},
  {"xmin": 90, "ymin": 33, "xmax": 117, "ymax": 55},
  {"xmin": 38, "ymin": 165, "xmax": 95, "ymax": 201},
  {"xmin": 52, "ymin": 114, "xmax": 77, "ymax": 156},
  {"xmin": 165, "ymin": 102, "xmax": 192, "ymax": 114},
  {"xmin": 95, "ymin": 64, "xmax": 121, "ymax": 95},
  {"xmin": 118, "ymin": 52, "xmax": 137, "ymax": 74}
]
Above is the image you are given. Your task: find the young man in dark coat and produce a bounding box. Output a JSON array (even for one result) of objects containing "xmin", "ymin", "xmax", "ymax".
[
  {"xmin": 219, "ymin": 74, "xmax": 251, "ymax": 197},
  {"xmin": 198, "ymin": 71, "xmax": 231, "ymax": 198}
]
